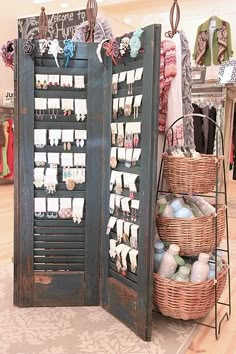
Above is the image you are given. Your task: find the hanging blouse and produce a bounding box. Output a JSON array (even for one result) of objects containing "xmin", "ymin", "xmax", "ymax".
[
  {"xmin": 158, "ymin": 40, "xmax": 176, "ymax": 132},
  {"xmin": 193, "ymin": 17, "xmax": 233, "ymax": 66}
]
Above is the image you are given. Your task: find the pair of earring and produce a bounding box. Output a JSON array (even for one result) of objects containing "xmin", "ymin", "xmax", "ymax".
[
  {"xmin": 45, "ymin": 182, "xmax": 56, "ymax": 194},
  {"xmin": 33, "ymin": 178, "xmax": 44, "ymax": 189},
  {"xmin": 124, "ymin": 133, "xmax": 133, "ymax": 149},
  {"xmin": 35, "ymin": 212, "xmax": 45, "ymax": 218},
  {"xmin": 125, "ymin": 159, "xmax": 132, "ymax": 168},
  {"xmin": 118, "ymin": 107, "xmax": 124, "ymax": 116},
  {"xmin": 35, "ymin": 144, "xmax": 46, "ymax": 149},
  {"xmin": 124, "ymin": 103, "xmax": 132, "ymax": 117},
  {"xmin": 36, "ymin": 109, "xmax": 44, "ymax": 120},
  {"xmin": 130, "ymin": 208, "xmax": 137, "ymax": 222},
  {"xmin": 113, "ymin": 108, "xmax": 118, "ymax": 120},
  {"xmin": 133, "ymin": 133, "xmax": 139, "ymax": 147},
  {"xmin": 63, "ymin": 142, "xmax": 71, "ymax": 151},
  {"xmin": 47, "ymin": 212, "xmax": 58, "ymax": 219},
  {"xmin": 63, "ymin": 167, "xmax": 72, "ymax": 179},
  {"xmin": 128, "ymin": 83, "xmax": 133, "ymax": 95},
  {"xmin": 48, "ymin": 81, "xmax": 59, "ymax": 87},
  {"xmin": 62, "ymin": 83, "xmax": 71, "ymax": 88},
  {"xmin": 36, "ymin": 80, "xmax": 47, "ymax": 90},
  {"xmin": 112, "ymin": 82, "xmax": 118, "ymax": 95},
  {"xmin": 76, "ymin": 139, "xmax": 85, "ymax": 148},
  {"xmin": 117, "ymin": 135, "xmax": 124, "ymax": 147},
  {"xmin": 35, "ymin": 161, "xmax": 46, "ymax": 167},
  {"xmin": 64, "ymin": 109, "xmax": 72, "ymax": 116},
  {"xmin": 49, "ymin": 108, "xmax": 58, "ymax": 119},
  {"xmin": 50, "ymin": 138, "xmax": 59, "ymax": 146}
]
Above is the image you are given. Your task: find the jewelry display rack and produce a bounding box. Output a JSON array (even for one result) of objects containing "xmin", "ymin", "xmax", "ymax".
[
  {"xmin": 14, "ymin": 40, "xmax": 105, "ymax": 307},
  {"xmin": 14, "ymin": 24, "xmax": 161, "ymax": 341},
  {"xmin": 100, "ymin": 25, "xmax": 161, "ymax": 341},
  {"xmin": 156, "ymin": 114, "xmax": 231, "ymax": 339}
]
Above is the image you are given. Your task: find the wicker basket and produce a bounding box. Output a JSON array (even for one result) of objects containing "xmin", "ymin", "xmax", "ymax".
[
  {"xmin": 153, "ymin": 260, "xmax": 228, "ymax": 320},
  {"xmin": 163, "ymin": 154, "xmax": 224, "ymax": 194},
  {"xmin": 156, "ymin": 205, "xmax": 226, "ymax": 256}
]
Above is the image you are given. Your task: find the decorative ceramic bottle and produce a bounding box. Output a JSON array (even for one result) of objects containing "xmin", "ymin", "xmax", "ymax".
[
  {"xmin": 172, "ymin": 266, "xmax": 190, "ymax": 282},
  {"xmin": 158, "ymin": 244, "xmax": 180, "ymax": 279},
  {"xmin": 190, "ymin": 253, "xmax": 210, "ymax": 283},
  {"xmin": 154, "ymin": 241, "xmax": 165, "ymax": 273}
]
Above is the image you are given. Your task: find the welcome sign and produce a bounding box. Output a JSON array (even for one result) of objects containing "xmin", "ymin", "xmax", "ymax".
[{"xmin": 18, "ymin": 9, "xmax": 87, "ymax": 40}]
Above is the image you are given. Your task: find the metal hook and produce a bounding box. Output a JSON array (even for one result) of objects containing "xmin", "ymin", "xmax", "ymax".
[{"xmin": 165, "ymin": 0, "xmax": 180, "ymax": 38}]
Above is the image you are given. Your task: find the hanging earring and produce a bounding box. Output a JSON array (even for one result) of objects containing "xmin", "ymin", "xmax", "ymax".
[
  {"xmin": 49, "ymin": 109, "xmax": 53, "ymax": 119},
  {"xmin": 133, "ymin": 208, "xmax": 137, "ymax": 222},
  {"xmin": 124, "ymin": 104, "xmax": 132, "ymax": 117},
  {"xmin": 112, "ymin": 82, "xmax": 118, "ymax": 95},
  {"xmin": 36, "ymin": 109, "xmax": 42, "ymax": 120},
  {"xmin": 43, "ymin": 80, "xmax": 48, "ymax": 90},
  {"xmin": 112, "ymin": 132, "xmax": 116, "ymax": 145},
  {"xmin": 113, "ymin": 108, "xmax": 118, "ymax": 120},
  {"xmin": 63, "ymin": 167, "xmax": 67, "ymax": 179},
  {"xmin": 36, "ymin": 80, "xmax": 41, "ymax": 89},
  {"xmin": 53, "ymin": 109, "xmax": 58, "ymax": 119}
]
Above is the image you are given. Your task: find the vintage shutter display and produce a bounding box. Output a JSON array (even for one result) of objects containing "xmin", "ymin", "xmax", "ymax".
[{"xmin": 14, "ymin": 24, "xmax": 161, "ymax": 341}]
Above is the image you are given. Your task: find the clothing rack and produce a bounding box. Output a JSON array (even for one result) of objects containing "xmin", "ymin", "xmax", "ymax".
[
  {"xmin": 192, "ymin": 84, "xmax": 225, "ymax": 102},
  {"xmin": 192, "ymin": 93, "xmax": 224, "ymax": 97}
]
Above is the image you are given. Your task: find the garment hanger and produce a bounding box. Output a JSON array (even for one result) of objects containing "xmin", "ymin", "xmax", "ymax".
[{"xmin": 165, "ymin": 0, "xmax": 180, "ymax": 38}]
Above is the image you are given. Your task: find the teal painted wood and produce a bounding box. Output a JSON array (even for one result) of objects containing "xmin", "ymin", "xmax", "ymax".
[
  {"xmin": 14, "ymin": 39, "xmax": 35, "ymax": 307},
  {"xmin": 100, "ymin": 24, "xmax": 161, "ymax": 341},
  {"xmin": 14, "ymin": 29, "xmax": 162, "ymax": 341},
  {"xmin": 136, "ymin": 24, "xmax": 161, "ymax": 341},
  {"xmin": 14, "ymin": 39, "xmax": 103, "ymax": 307},
  {"xmin": 33, "ymin": 273, "xmax": 85, "ymax": 307},
  {"xmin": 84, "ymin": 44, "xmax": 105, "ymax": 305}
]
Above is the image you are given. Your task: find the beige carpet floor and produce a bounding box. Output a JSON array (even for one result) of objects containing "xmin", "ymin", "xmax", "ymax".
[{"xmin": 0, "ymin": 262, "xmax": 197, "ymax": 354}]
